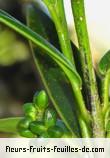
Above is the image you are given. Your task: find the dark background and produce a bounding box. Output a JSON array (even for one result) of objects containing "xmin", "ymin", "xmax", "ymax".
[{"xmin": 0, "ymin": 0, "xmax": 40, "ymax": 118}]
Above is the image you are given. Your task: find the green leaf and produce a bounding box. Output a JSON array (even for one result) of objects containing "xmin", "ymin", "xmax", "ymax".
[
  {"xmin": 0, "ymin": 117, "xmax": 22, "ymax": 133},
  {"xmin": 26, "ymin": 5, "xmax": 80, "ymax": 137},
  {"xmin": 0, "ymin": 9, "xmax": 81, "ymax": 88},
  {"xmin": 29, "ymin": 3, "xmax": 60, "ymax": 49},
  {"xmin": 98, "ymin": 50, "xmax": 110, "ymax": 76}
]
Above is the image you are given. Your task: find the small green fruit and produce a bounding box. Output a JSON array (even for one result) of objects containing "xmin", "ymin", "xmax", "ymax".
[
  {"xmin": 48, "ymin": 126, "xmax": 63, "ymax": 138},
  {"xmin": 23, "ymin": 103, "xmax": 37, "ymax": 120},
  {"xmin": 19, "ymin": 129, "xmax": 36, "ymax": 138},
  {"xmin": 33, "ymin": 90, "xmax": 48, "ymax": 109},
  {"xmin": 17, "ymin": 118, "xmax": 32, "ymax": 130},
  {"xmin": 26, "ymin": 112, "xmax": 36, "ymax": 121},
  {"xmin": 23, "ymin": 103, "xmax": 36, "ymax": 114},
  {"xmin": 29, "ymin": 121, "xmax": 47, "ymax": 135},
  {"xmin": 44, "ymin": 108, "xmax": 57, "ymax": 128}
]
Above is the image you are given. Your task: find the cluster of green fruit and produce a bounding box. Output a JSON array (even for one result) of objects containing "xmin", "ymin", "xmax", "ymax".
[{"xmin": 18, "ymin": 90, "xmax": 72, "ymax": 138}]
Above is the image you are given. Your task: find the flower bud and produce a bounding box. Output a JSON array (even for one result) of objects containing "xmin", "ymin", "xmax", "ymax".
[
  {"xmin": 29, "ymin": 121, "xmax": 47, "ymax": 135},
  {"xmin": 33, "ymin": 90, "xmax": 48, "ymax": 109},
  {"xmin": 17, "ymin": 118, "xmax": 32, "ymax": 130},
  {"xmin": 19, "ymin": 129, "xmax": 36, "ymax": 138},
  {"xmin": 23, "ymin": 103, "xmax": 36, "ymax": 114},
  {"xmin": 23, "ymin": 103, "xmax": 37, "ymax": 120}
]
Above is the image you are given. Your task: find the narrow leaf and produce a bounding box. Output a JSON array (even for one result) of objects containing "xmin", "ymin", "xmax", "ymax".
[
  {"xmin": 26, "ymin": 5, "xmax": 80, "ymax": 136},
  {"xmin": 0, "ymin": 9, "xmax": 81, "ymax": 88}
]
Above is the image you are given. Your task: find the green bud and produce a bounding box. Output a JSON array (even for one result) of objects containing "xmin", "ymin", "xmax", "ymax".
[
  {"xmin": 48, "ymin": 126, "xmax": 63, "ymax": 138},
  {"xmin": 17, "ymin": 118, "xmax": 32, "ymax": 130},
  {"xmin": 29, "ymin": 121, "xmax": 47, "ymax": 135},
  {"xmin": 26, "ymin": 112, "xmax": 36, "ymax": 121},
  {"xmin": 23, "ymin": 103, "xmax": 36, "ymax": 114},
  {"xmin": 23, "ymin": 103, "xmax": 37, "ymax": 121},
  {"xmin": 33, "ymin": 90, "xmax": 48, "ymax": 109},
  {"xmin": 44, "ymin": 108, "xmax": 57, "ymax": 128},
  {"xmin": 19, "ymin": 129, "xmax": 36, "ymax": 138}
]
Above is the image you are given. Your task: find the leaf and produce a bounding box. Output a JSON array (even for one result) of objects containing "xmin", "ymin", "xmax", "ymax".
[
  {"xmin": 98, "ymin": 50, "xmax": 110, "ymax": 76},
  {"xmin": 30, "ymin": 3, "xmax": 60, "ymax": 49},
  {"xmin": 0, "ymin": 117, "xmax": 22, "ymax": 133},
  {"xmin": 26, "ymin": 5, "xmax": 80, "ymax": 137},
  {"xmin": 0, "ymin": 9, "xmax": 81, "ymax": 88}
]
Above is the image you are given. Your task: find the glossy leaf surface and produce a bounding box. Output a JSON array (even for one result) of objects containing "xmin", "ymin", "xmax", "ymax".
[{"xmin": 26, "ymin": 5, "xmax": 80, "ymax": 136}]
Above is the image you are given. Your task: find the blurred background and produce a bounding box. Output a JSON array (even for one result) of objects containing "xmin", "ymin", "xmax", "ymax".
[{"xmin": 0, "ymin": 0, "xmax": 40, "ymax": 122}]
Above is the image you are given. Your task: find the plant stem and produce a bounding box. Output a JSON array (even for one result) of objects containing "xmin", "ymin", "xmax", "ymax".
[
  {"xmin": 79, "ymin": 118, "xmax": 91, "ymax": 137},
  {"xmin": 71, "ymin": 82, "xmax": 91, "ymax": 123},
  {"xmin": 71, "ymin": 82, "xmax": 91, "ymax": 137},
  {"xmin": 43, "ymin": 0, "xmax": 75, "ymax": 65},
  {"xmin": 102, "ymin": 70, "xmax": 110, "ymax": 115},
  {"xmin": 59, "ymin": 59, "xmax": 92, "ymax": 137},
  {"xmin": 59, "ymin": 63, "xmax": 91, "ymax": 123},
  {"xmin": 0, "ymin": 117, "xmax": 22, "ymax": 133},
  {"xmin": 71, "ymin": 0, "xmax": 105, "ymax": 137}
]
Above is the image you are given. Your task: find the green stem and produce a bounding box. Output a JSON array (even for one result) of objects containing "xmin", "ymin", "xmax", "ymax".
[
  {"xmin": 104, "ymin": 107, "xmax": 110, "ymax": 134},
  {"xmin": 71, "ymin": 82, "xmax": 91, "ymax": 124},
  {"xmin": 71, "ymin": 0, "xmax": 104, "ymax": 137},
  {"xmin": 59, "ymin": 64, "xmax": 91, "ymax": 123},
  {"xmin": 102, "ymin": 70, "xmax": 110, "ymax": 115},
  {"xmin": 43, "ymin": 0, "xmax": 75, "ymax": 65},
  {"xmin": 71, "ymin": 82, "xmax": 91, "ymax": 137},
  {"xmin": 79, "ymin": 118, "xmax": 91, "ymax": 138},
  {"xmin": 0, "ymin": 117, "xmax": 22, "ymax": 133}
]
